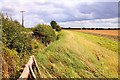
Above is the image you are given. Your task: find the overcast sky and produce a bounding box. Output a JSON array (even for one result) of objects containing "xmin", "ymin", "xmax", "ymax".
[{"xmin": 0, "ymin": 0, "xmax": 119, "ymax": 28}]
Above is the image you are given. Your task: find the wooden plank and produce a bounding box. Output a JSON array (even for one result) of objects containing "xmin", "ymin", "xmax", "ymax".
[
  {"xmin": 18, "ymin": 64, "xmax": 30, "ymax": 79},
  {"xmin": 29, "ymin": 65, "xmax": 36, "ymax": 79},
  {"xmin": 18, "ymin": 55, "xmax": 41, "ymax": 80},
  {"xmin": 33, "ymin": 56, "xmax": 41, "ymax": 77}
]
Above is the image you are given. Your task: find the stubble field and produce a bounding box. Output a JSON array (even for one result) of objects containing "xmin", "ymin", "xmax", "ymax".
[{"xmin": 74, "ymin": 30, "xmax": 119, "ymax": 37}]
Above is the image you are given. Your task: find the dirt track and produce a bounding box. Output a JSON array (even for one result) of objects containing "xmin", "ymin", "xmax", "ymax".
[{"xmin": 75, "ymin": 30, "xmax": 120, "ymax": 37}]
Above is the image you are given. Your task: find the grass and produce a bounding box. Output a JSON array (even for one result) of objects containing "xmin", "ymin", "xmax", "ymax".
[{"xmin": 35, "ymin": 30, "xmax": 118, "ymax": 78}]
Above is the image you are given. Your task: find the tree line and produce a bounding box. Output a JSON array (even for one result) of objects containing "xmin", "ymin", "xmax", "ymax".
[{"xmin": 62, "ymin": 27, "xmax": 120, "ymax": 30}]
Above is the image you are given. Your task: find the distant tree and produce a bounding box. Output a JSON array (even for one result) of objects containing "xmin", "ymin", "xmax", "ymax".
[
  {"xmin": 82, "ymin": 27, "xmax": 85, "ymax": 30},
  {"xmin": 50, "ymin": 20, "xmax": 57, "ymax": 29}
]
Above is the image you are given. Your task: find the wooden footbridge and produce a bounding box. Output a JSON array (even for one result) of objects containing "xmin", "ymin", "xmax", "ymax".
[{"xmin": 18, "ymin": 55, "xmax": 41, "ymax": 80}]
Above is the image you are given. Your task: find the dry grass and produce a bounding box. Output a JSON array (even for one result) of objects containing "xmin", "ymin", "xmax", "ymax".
[{"xmin": 74, "ymin": 30, "xmax": 120, "ymax": 37}]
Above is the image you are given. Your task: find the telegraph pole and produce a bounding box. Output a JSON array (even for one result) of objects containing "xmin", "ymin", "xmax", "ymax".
[{"xmin": 20, "ymin": 11, "xmax": 25, "ymax": 27}]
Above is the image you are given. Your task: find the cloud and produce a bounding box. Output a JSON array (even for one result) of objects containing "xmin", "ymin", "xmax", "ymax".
[
  {"xmin": 59, "ymin": 18, "xmax": 118, "ymax": 28},
  {"xmin": 0, "ymin": 0, "xmax": 118, "ymax": 28}
]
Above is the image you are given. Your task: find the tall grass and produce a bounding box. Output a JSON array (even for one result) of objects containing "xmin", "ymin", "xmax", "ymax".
[{"xmin": 35, "ymin": 30, "xmax": 118, "ymax": 78}]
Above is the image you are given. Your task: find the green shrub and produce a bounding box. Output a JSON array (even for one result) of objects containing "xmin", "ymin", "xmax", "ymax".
[
  {"xmin": 56, "ymin": 25, "xmax": 62, "ymax": 32},
  {"xmin": 1, "ymin": 13, "xmax": 33, "ymax": 79},
  {"xmin": 2, "ymin": 45, "xmax": 20, "ymax": 79},
  {"xmin": 32, "ymin": 24, "xmax": 56, "ymax": 46},
  {"xmin": 1, "ymin": 13, "xmax": 32, "ymax": 53}
]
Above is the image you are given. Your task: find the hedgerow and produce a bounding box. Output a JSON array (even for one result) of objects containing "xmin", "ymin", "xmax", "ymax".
[{"xmin": 1, "ymin": 14, "xmax": 32, "ymax": 53}]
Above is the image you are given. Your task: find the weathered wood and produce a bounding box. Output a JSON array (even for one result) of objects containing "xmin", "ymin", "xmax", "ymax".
[
  {"xmin": 33, "ymin": 56, "xmax": 41, "ymax": 77},
  {"xmin": 18, "ymin": 65, "xmax": 29, "ymax": 79},
  {"xmin": 18, "ymin": 55, "xmax": 41, "ymax": 80},
  {"xmin": 29, "ymin": 64, "xmax": 36, "ymax": 79}
]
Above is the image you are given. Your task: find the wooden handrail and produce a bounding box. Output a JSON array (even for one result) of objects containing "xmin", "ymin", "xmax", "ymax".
[{"xmin": 18, "ymin": 55, "xmax": 41, "ymax": 80}]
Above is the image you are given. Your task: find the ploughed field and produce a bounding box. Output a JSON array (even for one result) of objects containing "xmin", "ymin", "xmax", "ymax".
[{"xmin": 35, "ymin": 30, "xmax": 118, "ymax": 78}]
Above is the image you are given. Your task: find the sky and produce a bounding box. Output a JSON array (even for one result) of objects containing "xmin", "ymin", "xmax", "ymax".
[{"xmin": 0, "ymin": 0, "xmax": 119, "ymax": 28}]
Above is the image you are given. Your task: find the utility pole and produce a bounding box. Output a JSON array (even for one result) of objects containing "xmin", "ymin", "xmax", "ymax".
[{"xmin": 20, "ymin": 11, "xmax": 25, "ymax": 27}]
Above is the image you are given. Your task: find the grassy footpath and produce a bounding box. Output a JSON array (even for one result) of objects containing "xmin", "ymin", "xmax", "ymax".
[{"xmin": 35, "ymin": 30, "xmax": 118, "ymax": 78}]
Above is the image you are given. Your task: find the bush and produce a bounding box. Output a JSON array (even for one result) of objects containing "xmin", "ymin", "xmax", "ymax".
[
  {"xmin": 56, "ymin": 25, "xmax": 62, "ymax": 32},
  {"xmin": 32, "ymin": 24, "xmax": 56, "ymax": 46},
  {"xmin": 1, "ymin": 13, "xmax": 32, "ymax": 79},
  {"xmin": 1, "ymin": 13, "xmax": 32, "ymax": 53},
  {"xmin": 2, "ymin": 44, "xmax": 21, "ymax": 79}
]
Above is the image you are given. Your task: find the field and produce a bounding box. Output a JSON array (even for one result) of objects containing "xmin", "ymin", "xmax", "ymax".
[
  {"xmin": 74, "ymin": 30, "xmax": 120, "ymax": 37},
  {"xmin": 34, "ymin": 30, "xmax": 118, "ymax": 78}
]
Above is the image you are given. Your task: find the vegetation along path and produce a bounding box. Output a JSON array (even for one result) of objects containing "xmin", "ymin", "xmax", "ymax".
[{"xmin": 35, "ymin": 30, "xmax": 118, "ymax": 78}]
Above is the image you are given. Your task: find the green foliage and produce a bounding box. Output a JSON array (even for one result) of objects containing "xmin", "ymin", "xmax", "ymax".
[
  {"xmin": 2, "ymin": 44, "xmax": 31, "ymax": 79},
  {"xmin": 1, "ymin": 13, "xmax": 32, "ymax": 79},
  {"xmin": 56, "ymin": 25, "xmax": 61, "ymax": 32},
  {"xmin": 2, "ymin": 44, "xmax": 21, "ymax": 79},
  {"xmin": 50, "ymin": 20, "xmax": 57, "ymax": 29},
  {"xmin": 50, "ymin": 20, "xmax": 62, "ymax": 31},
  {"xmin": 1, "ymin": 14, "xmax": 32, "ymax": 53},
  {"xmin": 32, "ymin": 24, "xmax": 56, "ymax": 46}
]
